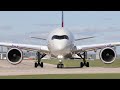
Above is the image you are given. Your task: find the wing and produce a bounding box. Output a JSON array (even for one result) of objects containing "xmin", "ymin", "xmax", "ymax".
[
  {"xmin": 0, "ymin": 42, "xmax": 49, "ymax": 54},
  {"xmin": 75, "ymin": 36, "xmax": 95, "ymax": 41},
  {"xmin": 74, "ymin": 42, "xmax": 120, "ymax": 53},
  {"xmin": 30, "ymin": 37, "xmax": 46, "ymax": 40}
]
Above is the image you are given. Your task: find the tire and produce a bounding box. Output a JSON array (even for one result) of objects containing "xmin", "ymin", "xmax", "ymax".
[
  {"xmin": 57, "ymin": 64, "xmax": 59, "ymax": 68},
  {"xmin": 59, "ymin": 64, "xmax": 62, "ymax": 68},
  {"xmin": 35, "ymin": 62, "xmax": 38, "ymax": 68},
  {"xmin": 80, "ymin": 62, "xmax": 84, "ymax": 68},
  {"xmin": 41, "ymin": 62, "xmax": 43, "ymax": 68},
  {"xmin": 86, "ymin": 62, "xmax": 89, "ymax": 67},
  {"xmin": 61, "ymin": 64, "xmax": 64, "ymax": 68}
]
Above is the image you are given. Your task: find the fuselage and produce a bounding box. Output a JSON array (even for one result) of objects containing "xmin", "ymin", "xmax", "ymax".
[{"xmin": 47, "ymin": 27, "xmax": 75, "ymax": 59}]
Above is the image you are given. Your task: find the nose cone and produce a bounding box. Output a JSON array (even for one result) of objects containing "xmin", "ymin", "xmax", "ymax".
[
  {"xmin": 54, "ymin": 40, "xmax": 68, "ymax": 51},
  {"xmin": 57, "ymin": 44, "xmax": 65, "ymax": 50},
  {"xmin": 49, "ymin": 39, "xmax": 72, "ymax": 56}
]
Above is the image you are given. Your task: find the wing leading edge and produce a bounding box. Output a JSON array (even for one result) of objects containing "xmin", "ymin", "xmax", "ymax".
[
  {"xmin": 74, "ymin": 42, "xmax": 120, "ymax": 53},
  {"xmin": 0, "ymin": 42, "xmax": 49, "ymax": 54}
]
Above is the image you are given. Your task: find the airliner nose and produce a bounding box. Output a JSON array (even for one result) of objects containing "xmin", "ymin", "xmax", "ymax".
[
  {"xmin": 57, "ymin": 45, "xmax": 65, "ymax": 50},
  {"xmin": 54, "ymin": 41, "xmax": 67, "ymax": 51}
]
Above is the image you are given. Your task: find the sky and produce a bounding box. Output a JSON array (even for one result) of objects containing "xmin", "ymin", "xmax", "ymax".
[{"xmin": 0, "ymin": 11, "xmax": 120, "ymax": 53}]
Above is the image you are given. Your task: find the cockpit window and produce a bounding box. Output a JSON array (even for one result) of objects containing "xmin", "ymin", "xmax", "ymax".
[{"xmin": 52, "ymin": 35, "xmax": 69, "ymax": 40}]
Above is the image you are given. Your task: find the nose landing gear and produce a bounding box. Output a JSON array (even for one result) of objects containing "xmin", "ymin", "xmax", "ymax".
[{"xmin": 57, "ymin": 60, "xmax": 64, "ymax": 68}]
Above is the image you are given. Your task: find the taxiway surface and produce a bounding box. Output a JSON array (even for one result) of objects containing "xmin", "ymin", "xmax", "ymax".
[{"xmin": 0, "ymin": 60, "xmax": 120, "ymax": 76}]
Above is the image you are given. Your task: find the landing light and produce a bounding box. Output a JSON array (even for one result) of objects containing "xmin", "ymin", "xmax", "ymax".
[{"xmin": 57, "ymin": 55, "xmax": 63, "ymax": 59}]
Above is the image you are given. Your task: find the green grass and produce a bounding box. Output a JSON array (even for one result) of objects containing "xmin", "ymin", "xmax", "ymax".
[
  {"xmin": 1, "ymin": 73, "xmax": 120, "ymax": 79},
  {"xmin": 42, "ymin": 59, "xmax": 120, "ymax": 68}
]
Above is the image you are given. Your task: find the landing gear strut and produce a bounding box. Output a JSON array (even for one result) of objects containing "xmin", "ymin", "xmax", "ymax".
[
  {"xmin": 35, "ymin": 52, "xmax": 46, "ymax": 68},
  {"xmin": 78, "ymin": 52, "xmax": 89, "ymax": 68},
  {"xmin": 57, "ymin": 60, "xmax": 64, "ymax": 68}
]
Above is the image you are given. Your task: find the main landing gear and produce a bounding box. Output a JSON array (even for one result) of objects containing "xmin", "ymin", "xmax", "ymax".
[
  {"xmin": 34, "ymin": 52, "xmax": 46, "ymax": 68},
  {"xmin": 57, "ymin": 60, "xmax": 64, "ymax": 68},
  {"xmin": 77, "ymin": 52, "xmax": 89, "ymax": 68}
]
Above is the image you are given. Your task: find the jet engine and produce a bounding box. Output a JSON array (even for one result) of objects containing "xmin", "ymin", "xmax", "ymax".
[
  {"xmin": 99, "ymin": 47, "xmax": 116, "ymax": 64},
  {"xmin": 6, "ymin": 48, "xmax": 23, "ymax": 65}
]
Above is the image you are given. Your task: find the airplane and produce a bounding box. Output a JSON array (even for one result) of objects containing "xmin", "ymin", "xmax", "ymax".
[{"xmin": 0, "ymin": 11, "xmax": 120, "ymax": 68}]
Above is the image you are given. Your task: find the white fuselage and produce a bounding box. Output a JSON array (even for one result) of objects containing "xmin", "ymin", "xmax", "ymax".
[{"xmin": 47, "ymin": 28, "xmax": 75, "ymax": 59}]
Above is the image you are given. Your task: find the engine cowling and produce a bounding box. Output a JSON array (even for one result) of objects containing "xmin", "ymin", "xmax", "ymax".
[
  {"xmin": 6, "ymin": 48, "xmax": 23, "ymax": 65},
  {"xmin": 99, "ymin": 47, "xmax": 116, "ymax": 64}
]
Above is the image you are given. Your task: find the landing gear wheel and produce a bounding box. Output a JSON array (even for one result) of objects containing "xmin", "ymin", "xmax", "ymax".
[
  {"xmin": 40, "ymin": 62, "xmax": 43, "ymax": 68},
  {"xmin": 86, "ymin": 62, "xmax": 89, "ymax": 67},
  {"xmin": 35, "ymin": 62, "xmax": 38, "ymax": 68},
  {"xmin": 57, "ymin": 64, "xmax": 64, "ymax": 68},
  {"xmin": 61, "ymin": 64, "xmax": 64, "ymax": 68},
  {"xmin": 34, "ymin": 62, "xmax": 43, "ymax": 68},
  {"xmin": 80, "ymin": 62, "xmax": 84, "ymax": 68},
  {"xmin": 57, "ymin": 64, "xmax": 59, "ymax": 68}
]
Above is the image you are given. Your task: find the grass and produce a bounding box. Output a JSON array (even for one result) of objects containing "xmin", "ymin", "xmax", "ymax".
[
  {"xmin": 42, "ymin": 59, "xmax": 120, "ymax": 68},
  {"xmin": 1, "ymin": 73, "xmax": 120, "ymax": 79}
]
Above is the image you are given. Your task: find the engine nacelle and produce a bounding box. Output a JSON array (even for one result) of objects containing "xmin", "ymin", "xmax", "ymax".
[
  {"xmin": 99, "ymin": 47, "xmax": 116, "ymax": 64},
  {"xmin": 6, "ymin": 48, "xmax": 23, "ymax": 65}
]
